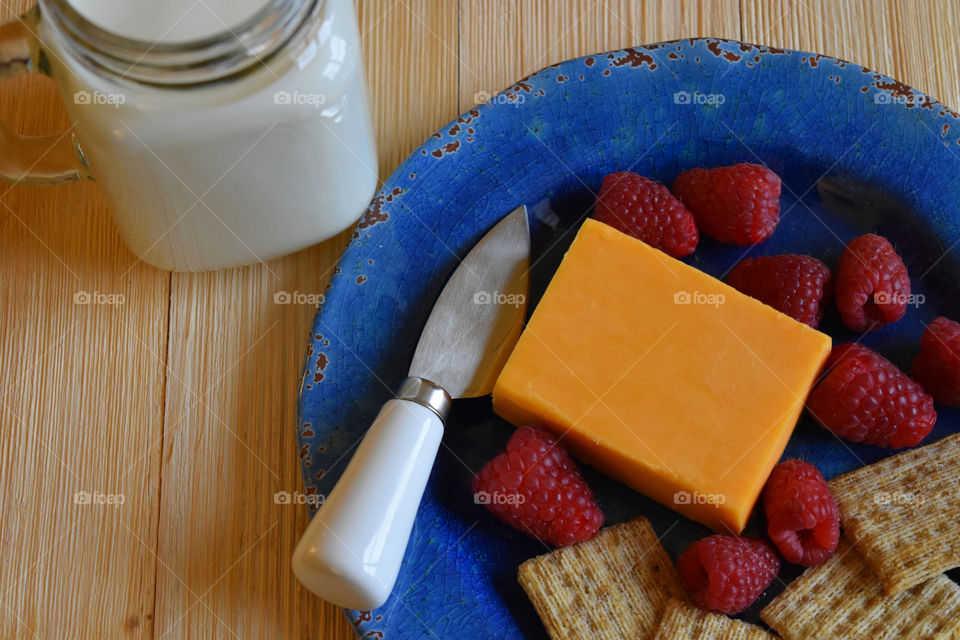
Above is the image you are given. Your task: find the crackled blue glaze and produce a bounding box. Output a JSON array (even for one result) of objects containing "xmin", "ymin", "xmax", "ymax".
[{"xmin": 297, "ymin": 38, "xmax": 960, "ymax": 638}]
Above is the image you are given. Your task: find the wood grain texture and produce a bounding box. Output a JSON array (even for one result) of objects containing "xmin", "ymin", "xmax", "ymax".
[
  {"xmin": 0, "ymin": 0, "xmax": 169, "ymax": 636},
  {"xmin": 740, "ymin": 0, "xmax": 960, "ymax": 107},
  {"xmin": 459, "ymin": 0, "xmax": 740, "ymax": 110},
  {"xmin": 1, "ymin": 1, "xmax": 958, "ymax": 639}
]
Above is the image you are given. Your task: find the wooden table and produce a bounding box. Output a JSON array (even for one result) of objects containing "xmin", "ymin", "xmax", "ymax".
[{"xmin": 1, "ymin": 1, "xmax": 958, "ymax": 637}]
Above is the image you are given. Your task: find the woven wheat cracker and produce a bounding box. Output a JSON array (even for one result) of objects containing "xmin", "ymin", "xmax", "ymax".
[
  {"xmin": 653, "ymin": 598, "xmax": 775, "ymax": 639},
  {"xmin": 761, "ymin": 538, "xmax": 960, "ymax": 640},
  {"xmin": 828, "ymin": 433, "xmax": 960, "ymax": 594},
  {"xmin": 518, "ymin": 517, "xmax": 685, "ymax": 640}
]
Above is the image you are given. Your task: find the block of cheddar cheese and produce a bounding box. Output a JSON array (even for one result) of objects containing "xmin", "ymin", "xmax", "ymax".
[{"xmin": 492, "ymin": 219, "xmax": 831, "ymax": 533}]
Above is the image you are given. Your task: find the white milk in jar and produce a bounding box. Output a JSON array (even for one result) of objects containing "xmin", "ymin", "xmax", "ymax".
[{"xmin": 35, "ymin": 0, "xmax": 378, "ymax": 270}]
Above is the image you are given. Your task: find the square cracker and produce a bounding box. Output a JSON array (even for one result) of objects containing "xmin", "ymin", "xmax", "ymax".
[
  {"xmin": 653, "ymin": 599, "xmax": 775, "ymax": 640},
  {"xmin": 761, "ymin": 539, "xmax": 960, "ymax": 640},
  {"xmin": 828, "ymin": 433, "xmax": 960, "ymax": 594},
  {"xmin": 517, "ymin": 517, "xmax": 685, "ymax": 640}
]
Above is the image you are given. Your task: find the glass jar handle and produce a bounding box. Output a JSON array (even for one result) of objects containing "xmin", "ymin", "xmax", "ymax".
[{"xmin": 0, "ymin": 9, "xmax": 91, "ymax": 186}]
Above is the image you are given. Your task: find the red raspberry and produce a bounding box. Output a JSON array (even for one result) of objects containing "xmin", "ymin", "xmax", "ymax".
[
  {"xmin": 834, "ymin": 234, "xmax": 910, "ymax": 332},
  {"xmin": 727, "ymin": 254, "xmax": 832, "ymax": 328},
  {"xmin": 671, "ymin": 163, "xmax": 781, "ymax": 245},
  {"xmin": 675, "ymin": 535, "xmax": 780, "ymax": 614},
  {"xmin": 807, "ymin": 343, "xmax": 936, "ymax": 448},
  {"xmin": 762, "ymin": 459, "xmax": 839, "ymax": 567},
  {"xmin": 472, "ymin": 426, "xmax": 604, "ymax": 546},
  {"xmin": 593, "ymin": 171, "xmax": 699, "ymax": 258},
  {"xmin": 911, "ymin": 316, "xmax": 960, "ymax": 405}
]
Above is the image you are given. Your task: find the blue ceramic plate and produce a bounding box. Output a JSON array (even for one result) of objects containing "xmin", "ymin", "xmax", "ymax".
[{"xmin": 298, "ymin": 38, "xmax": 960, "ymax": 638}]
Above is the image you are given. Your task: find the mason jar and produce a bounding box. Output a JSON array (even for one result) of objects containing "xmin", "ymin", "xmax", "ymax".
[{"xmin": 0, "ymin": 0, "xmax": 378, "ymax": 271}]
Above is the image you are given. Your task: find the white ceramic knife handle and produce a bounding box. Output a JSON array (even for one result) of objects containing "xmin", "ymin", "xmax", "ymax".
[{"xmin": 292, "ymin": 393, "xmax": 445, "ymax": 610}]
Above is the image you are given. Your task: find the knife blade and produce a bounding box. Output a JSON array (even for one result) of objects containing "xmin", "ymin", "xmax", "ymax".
[
  {"xmin": 410, "ymin": 205, "xmax": 529, "ymax": 397},
  {"xmin": 293, "ymin": 205, "xmax": 531, "ymax": 610}
]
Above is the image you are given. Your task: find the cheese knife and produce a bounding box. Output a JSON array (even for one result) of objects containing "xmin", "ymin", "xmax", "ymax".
[{"xmin": 292, "ymin": 205, "xmax": 530, "ymax": 610}]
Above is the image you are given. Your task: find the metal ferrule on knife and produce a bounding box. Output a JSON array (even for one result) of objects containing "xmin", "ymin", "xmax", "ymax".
[{"xmin": 397, "ymin": 377, "xmax": 453, "ymax": 422}]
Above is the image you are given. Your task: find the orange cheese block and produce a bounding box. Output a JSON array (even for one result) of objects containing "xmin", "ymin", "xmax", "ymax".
[{"xmin": 492, "ymin": 219, "xmax": 831, "ymax": 533}]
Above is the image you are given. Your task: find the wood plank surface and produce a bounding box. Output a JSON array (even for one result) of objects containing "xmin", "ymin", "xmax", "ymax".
[
  {"xmin": 1, "ymin": 1, "xmax": 958, "ymax": 638},
  {"xmin": 0, "ymin": 0, "xmax": 168, "ymax": 637}
]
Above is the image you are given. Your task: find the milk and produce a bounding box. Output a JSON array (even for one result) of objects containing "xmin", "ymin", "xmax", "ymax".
[
  {"xmin": 68, "ymin": 0, "xmax": 272, "ymax": 42},
  {"xmin": 39, "ymin": 0, "xmax": 378, "ymax": 271}
]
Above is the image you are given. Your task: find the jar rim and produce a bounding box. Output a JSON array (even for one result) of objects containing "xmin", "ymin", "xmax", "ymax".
[{"xmin": 39, "ymin": 0, "xmax": 320, "ymax": 86}]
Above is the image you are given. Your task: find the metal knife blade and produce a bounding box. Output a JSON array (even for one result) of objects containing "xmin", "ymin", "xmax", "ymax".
[{"xmin": 408, "ymin": 205, "xmax": 530, "ymax": 398}]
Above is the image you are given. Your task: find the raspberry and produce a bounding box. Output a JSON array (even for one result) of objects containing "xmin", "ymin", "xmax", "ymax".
[
  {"xmin": 911, "ymin": 316, "xmax": 960, "ymax": 405},
  {"xmin": 763, "ymin": 459, "xmax": 839, "ymax": 566},
  {"xmin": 834, "ymin": 234, "xmax": 910, "ymax": 332},
  {"xmin": 593, "ymin": 171, "xmax": 699, "ymax": 258},
  {"xmin": 808, "ymin": 343, "xmax": 936, "ymax": 448},
  {"xmin": 675, "ymin": 535, "xmax": 780, "ymax": 614},
  {"xmin": 671, "ymin": 163, "xmax": 781, "ymax": 245},
  {"xmin": 472, "ymin": 426, "xmax": 604, "ymax": 546},
  {"xmin": 727, "ymin": 254, "xmax": 832, "ymax": 328}
]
